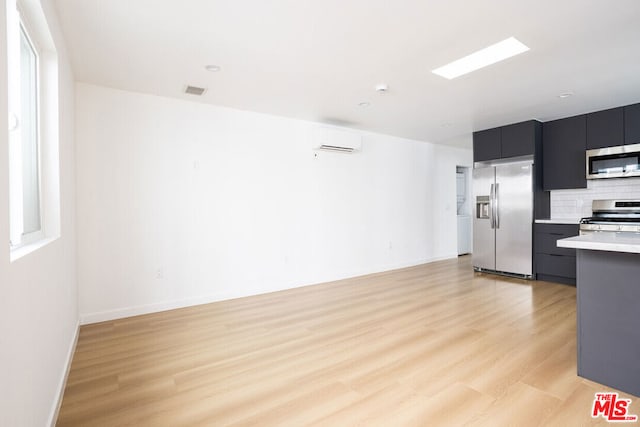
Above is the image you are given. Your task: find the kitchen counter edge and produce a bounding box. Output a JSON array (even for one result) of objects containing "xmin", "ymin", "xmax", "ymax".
[{"xmin": 557, "ymin": 233, "xmax": 640, "ymax": 254}]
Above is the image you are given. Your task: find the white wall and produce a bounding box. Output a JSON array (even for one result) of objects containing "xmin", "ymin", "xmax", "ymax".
[
  {"xmin": 76, "ymin": 83, "xmax": 472, "ymax": 323},
  {"xmin": 551, "ymin": 178, "xmax": 640, "ymax": 219},
  {"xmin": 0, "ymin": 0, "xmax": 77, "ymax": 426}
]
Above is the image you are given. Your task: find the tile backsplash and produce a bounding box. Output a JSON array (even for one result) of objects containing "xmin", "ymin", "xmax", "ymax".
[{"xmin": 550, "ymin": 178, "xmax": 640, "ymax": 219}]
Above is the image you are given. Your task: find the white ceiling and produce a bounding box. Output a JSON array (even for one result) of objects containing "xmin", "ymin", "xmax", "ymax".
[{"xmin": 54, "ymin": 0, "xmax": 640, "ymax": 148}]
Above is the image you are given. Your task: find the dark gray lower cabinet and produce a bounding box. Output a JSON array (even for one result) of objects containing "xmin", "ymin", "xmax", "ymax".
[
  {"xmin": 535, "ymin": 223, "xmax": 578, "ymax": 285},
  {"xmin": 577, "ymin": 250, "xmax": 640, "ymax": 397}
]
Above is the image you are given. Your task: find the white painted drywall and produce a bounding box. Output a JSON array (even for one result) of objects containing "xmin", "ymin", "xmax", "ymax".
[
  {"xmin": 0, "ymin": 0, "xmax": 77, "ymax": 426},
  {"xmin": 76, "ymin": 83, "xmax": 472, "ymax": 323}
]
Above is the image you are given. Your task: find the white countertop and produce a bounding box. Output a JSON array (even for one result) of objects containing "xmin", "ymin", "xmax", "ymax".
[
  {"xmin": 535, "ymin": 218, "xmax": 581, "ymax": 225},
  {"xmin": 557, "ymin": 233, "xmax": 640, "ymax": 254}
]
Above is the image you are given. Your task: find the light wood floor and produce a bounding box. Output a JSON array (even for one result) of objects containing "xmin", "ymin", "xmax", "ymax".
[{"xmin": 57, "ymin": 256, "xmax": 637, "ymax": 426}]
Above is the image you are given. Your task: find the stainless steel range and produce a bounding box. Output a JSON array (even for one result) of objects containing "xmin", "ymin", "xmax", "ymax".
[{"xmin": 580, "ymin": 200, "xmax": 640, "ymax": 235}]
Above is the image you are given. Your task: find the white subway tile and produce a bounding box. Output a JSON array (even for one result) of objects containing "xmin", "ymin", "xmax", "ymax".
[{"xmin": 550, "ymin": 179, "xmax": 640, "ymax": 217}]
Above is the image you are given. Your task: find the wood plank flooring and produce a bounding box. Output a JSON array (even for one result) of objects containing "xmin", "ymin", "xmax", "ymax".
[{"xmin": 57, "ymin": 256, "xmax": 638, "ymax": 426}]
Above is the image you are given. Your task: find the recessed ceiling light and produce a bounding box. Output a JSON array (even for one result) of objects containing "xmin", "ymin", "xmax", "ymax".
[
  {"xmin": 558, "ymin": 92, "xmax": 574, "ymax": 99},
  {"xmin": 432, "ymin": 37, "xmax": 530, "ymax": 80},
  {"xmin": 375, "ymin": 83, "xmax": 388, "ymax": 94},
  {"xmin": 205, "ymin": 65, "xmax": 221, "ymax": 72},
  {"xmin": 358, "ymin": 101, "xmax": 371, "ymax": 108}
]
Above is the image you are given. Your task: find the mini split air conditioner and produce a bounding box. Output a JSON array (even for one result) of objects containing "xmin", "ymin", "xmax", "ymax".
[{"xmin": 312, "ymin": 127, "xmax": 362, "ymax": 153}]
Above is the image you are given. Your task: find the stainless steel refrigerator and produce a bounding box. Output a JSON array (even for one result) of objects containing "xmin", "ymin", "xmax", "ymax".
[{"xmin": 473, "ymin": 158, "xmax": 533, "ymax": 278}]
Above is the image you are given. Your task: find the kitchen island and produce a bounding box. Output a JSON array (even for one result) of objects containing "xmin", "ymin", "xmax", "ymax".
[{"xmin": 558, "ymin": 233, "xmax": 640, "ymax": 397}]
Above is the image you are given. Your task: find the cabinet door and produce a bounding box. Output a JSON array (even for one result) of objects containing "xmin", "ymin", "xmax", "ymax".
[
  {"xmin": 624, "ymin": 103, "xmax": 640, "ymax": 145},
  {"xmin": 501, "ymin": 121, "xmax": 536, "ymax": 158},
  {"xmin": 543, "ymin": 115, "xmax": 587, "ymax": 190},
  {"xmin": 536, "ymin": 254, "xmax": 576, "ymax": 279},
  {"xmin": 473, "ymin": 128, "xmax": 501, "ymax": 162},
  {"xmin": 586, "ymin": 107, "xmax": 623, "ymax": 149},
  {"xmin": 534, "ymin": 224, "xmax": 578, "ymax": 256}
]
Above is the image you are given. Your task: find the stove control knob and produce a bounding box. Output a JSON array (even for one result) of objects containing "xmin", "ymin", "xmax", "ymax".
[
  {"xmin": 596, "ymin": 225, "xmax": 601, "ymax": 230},
  {"xmin": 618, "ymin": 225, "xmax": 623, "ymax": 231}
]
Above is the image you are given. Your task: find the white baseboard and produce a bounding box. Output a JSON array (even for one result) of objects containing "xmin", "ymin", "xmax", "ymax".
[
  {"xmin": 318, "ymin": 254, "xmax": 460, "ymax": 283},
  {"xmin": 79, "ymin": 292, "xmax": 239, "ymax": 325},
  {"xmin": 365, "ymin": 254, "xmax": 459, "ymax": 276},
  {"xmin": 48, "ymin": 319, "xmax": 80, "ymax": 427},
  {"xmin": 79, "ymin": 254, "xmax": 460, "ymax": 325}
]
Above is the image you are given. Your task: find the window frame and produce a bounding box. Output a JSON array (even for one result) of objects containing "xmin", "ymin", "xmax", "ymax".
[
  {"xmin": 14, "ymin": 17, "xmax": 45, "ymax": 248},
  {"xmin": 7, "ymin": 0, "xmax": 61, "ymax": 261}
]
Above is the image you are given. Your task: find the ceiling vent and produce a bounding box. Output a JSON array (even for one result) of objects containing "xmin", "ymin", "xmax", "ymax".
[
  {"xmin": 313, "ymin": 127, "xmax": 362, "ymax": 153},
  {"xmin": 184, "ymin": 85, "xmax": 207, "ymax": 96}
]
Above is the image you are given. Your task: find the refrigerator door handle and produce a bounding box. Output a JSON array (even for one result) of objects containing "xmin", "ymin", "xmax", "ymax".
[
  {"xmin": 495, "ymin": 183, "xmax": 500, "ymax": 229},
  {"xmin": 489, "ymin": 183, "xmax": 495, "ymax": 229}
]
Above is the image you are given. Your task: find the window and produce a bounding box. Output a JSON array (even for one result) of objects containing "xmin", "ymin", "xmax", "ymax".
[
  {"xmin": 7, "ymin": 0, "xmax": 60, "ymax": 258},
  {"xmin": 9, "ymin": 16, "xmax": 41, "ymax": 247},
  {"xmin": 20, "ymin": 25, "xmax": 41, "ymax": 241}
]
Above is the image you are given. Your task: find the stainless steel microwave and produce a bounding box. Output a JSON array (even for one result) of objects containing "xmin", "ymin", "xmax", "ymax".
[{"xmin": 586, "ymin": 143, "xmax": 640, "ymax": 179}]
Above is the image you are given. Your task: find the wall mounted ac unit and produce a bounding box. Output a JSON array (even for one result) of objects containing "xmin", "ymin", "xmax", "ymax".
[{"xmin": 313, "ymin": 127, "xmax": 362, "ymax": 153}]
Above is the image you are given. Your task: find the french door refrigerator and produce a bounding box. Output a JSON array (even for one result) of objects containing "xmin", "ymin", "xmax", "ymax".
[{"xmin": 473, "ymin": 159, "xmax": 533, "ymax": 278}]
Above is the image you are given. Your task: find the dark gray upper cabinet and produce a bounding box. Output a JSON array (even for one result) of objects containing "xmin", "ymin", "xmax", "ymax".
[
  {"xmin": 586, "ymin": 107, "xmax": 624, "ymax": 149},
  {"xmin": 473, "ymin": 120, "xmax": 540, "ymax": 162},
  {"xmin": 473, "ymin": 121, "xmax": 549, "ymax": 220},
  {"xmin": 543, "ymin": 115, "xmax": 587, "ymax": 190},
  {"xmin": 473, "ymin": 128, "xmax": 501, "ymax": 162},
  {"xmin": 501, "ymin": 121, "xmax": 538, "ymax": 158},
  {"xmin": 624, "ymin": 103, "xmax": 640, "ymax": 145}
]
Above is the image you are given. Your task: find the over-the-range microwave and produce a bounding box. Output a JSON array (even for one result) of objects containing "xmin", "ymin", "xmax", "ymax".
[{"xmin": 586, "ymin": 143, "xmax": 640, "ymax": 179}]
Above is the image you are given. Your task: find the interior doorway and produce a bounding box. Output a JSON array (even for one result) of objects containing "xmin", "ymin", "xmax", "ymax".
[{"xmin": 456, "ymin": 166, "xmax": 472, "ymax": 255}]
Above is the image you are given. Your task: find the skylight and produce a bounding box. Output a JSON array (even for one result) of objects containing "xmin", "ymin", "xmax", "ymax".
[{"xmin": 432, "ymin": 37, "xmax": 530, "ymax": 80}]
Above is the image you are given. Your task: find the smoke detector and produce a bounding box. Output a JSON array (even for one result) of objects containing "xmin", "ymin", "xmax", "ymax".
[{"xmin": 375, "ymin": 83, "xmax": 389, "ymax": 94}]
